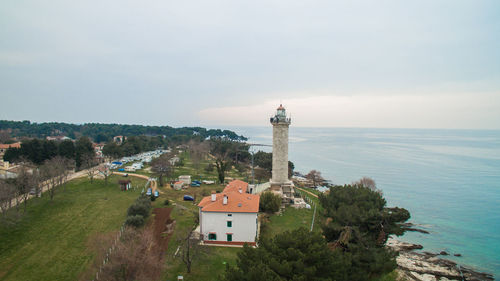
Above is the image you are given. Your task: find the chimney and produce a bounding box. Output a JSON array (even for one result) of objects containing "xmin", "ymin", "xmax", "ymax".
[
  {"xmin": 211, "ymin": 191, "xmax": 216, "ymax": 202},
  {"xmin": 223, "ymin": 194, "xmax": 228, "ymax": 205}
]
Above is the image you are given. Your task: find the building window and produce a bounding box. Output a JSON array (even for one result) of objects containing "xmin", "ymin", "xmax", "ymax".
[
  {"xmin": 208, "ymin": 233, "xmax": 217, "ymax": 240},
  {"xmin": 227, "ymin": 214, "xmax": 232, "ymax": 217},
  {"xmin": 227, "ymin": 234, "xmax": 232, "ymax": 242},
  {"xmin": 227, "ymin": 221, "xmax": 232, "ymax": 227}
]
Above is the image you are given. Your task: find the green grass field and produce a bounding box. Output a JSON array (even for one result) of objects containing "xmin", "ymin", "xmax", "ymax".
[{"xmin": 0, "ymin": 175, "xmax": 146, "ymax": 281}]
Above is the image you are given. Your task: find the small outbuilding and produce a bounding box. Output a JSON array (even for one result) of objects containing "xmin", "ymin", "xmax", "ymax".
[{"xmin": 118, "ymin": 180, "xmax": 131, "ymax": 191}]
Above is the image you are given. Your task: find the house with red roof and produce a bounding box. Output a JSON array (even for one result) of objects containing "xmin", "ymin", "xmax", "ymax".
[{"xmin": 198, "ymin": 180, "xmax": 260, "ymax": 246}]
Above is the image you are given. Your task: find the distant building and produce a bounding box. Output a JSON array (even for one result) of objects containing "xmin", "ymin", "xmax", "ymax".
[
  {"xmin": 46, "ymin": 136, "xmax": 71, "ymax": 141},
  {"xmin": 0, "ymin": 142, "xmax": 21, "ymax": 157},
  {"xmin": 198, "ymin": 180, "xmax": 260, "ymax": 246},
  {"xmin": 173, "ymin": 181, "xmax": 184, "ymax": 190},
  {"xmin": 113, "ymin": 136, "xmax": 126, "ymax": 144},
  {"xmin": 178, "ymin": 175, "xmax": 191, "ymax": 185}
]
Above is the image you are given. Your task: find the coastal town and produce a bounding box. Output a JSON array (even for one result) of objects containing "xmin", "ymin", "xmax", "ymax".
[{"xmin": 0, "ymin": 106, "xmax": 493, "ymax": 281}]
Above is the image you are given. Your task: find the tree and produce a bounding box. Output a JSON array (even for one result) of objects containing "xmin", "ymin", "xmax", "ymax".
[
  {"xmin": 82, "ymin": 154, "xmax": 98, "ymax": 184},
  {"xmin": 259, "ymin": 192, "xmax": 281, "ymax": 213},
  {"xmin": 319, "ymin": 184, "xmax": 411, "ymax": 280},
  {"xmin": 40, "ymin": 156, "xmax": 72, "ymax": 200},
  {"xmin": 0, "ymin": 180, "xmax": 17, "ymax": 220},
  {"xmin": 89, "ymin": 227, "xmax": 165, "ymax": 281},
  {"xmin": 75, "ymin": 136, "xmax": 94, "ymax": 169},
  {"xmin": 179, "ymin": 223, "xmax": 204, "ymax": 274},
  {"xmin": 224, "ymin": 228, "xmax": 349, "ymax": 281},
  {"xmin": 254, "ymin": 167, "xmax": 271, "ymax": 183},
  {"xmin": 210, "ymin": 138, "xmax": 239, "ymax": 184},
  {"xmin": 0, "ymin": 130, "xmax": 11, "ymax": 143},
  {"xmin": 188, "ymin": 140, "xmax": 209, "ymax": 175},
  {"xmin": 151, "ymin": 154, "xmax": 173, "ymax": 187},
  {"xmin": 352, "ymin": 176, "xmax": 378, "ymax": 192},
  {"xmin": 15, "ymin": 163, "xmax": 39, "ymax": 213},
  {"xmin": 58, "ymin": 139, "xmax": 75, "ymax": 159},
  {"xmin": 306, "ymin": 170, "xmax": 324, "ymax": 187},
  {"xmin": 102, "ymin": 141, "xmax": 122, "ymax": 158},
  {"xmin": 98, "ymin": 164, "xmax": 112, "ymax": 184}
]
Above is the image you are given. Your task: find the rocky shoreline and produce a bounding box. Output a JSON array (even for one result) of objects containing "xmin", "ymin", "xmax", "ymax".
[{"xmin": 387, "ymin": 238, "xmax": 494, "ymax": 281}]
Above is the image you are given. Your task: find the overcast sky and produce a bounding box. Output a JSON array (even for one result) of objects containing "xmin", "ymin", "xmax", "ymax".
[{"xmin": 1, "ymin": 0, "xmax": 499, "ymax": 129}]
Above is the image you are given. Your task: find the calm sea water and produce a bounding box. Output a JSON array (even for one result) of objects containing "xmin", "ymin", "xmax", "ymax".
[{"xmin": 230, "ymin": 126, "xmax": 500, "ymax": 278}]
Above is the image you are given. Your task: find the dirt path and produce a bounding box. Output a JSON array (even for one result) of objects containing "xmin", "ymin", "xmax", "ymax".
[
  {"xmin": 152, "ymin": 207, "xmax": 174, "ymax": 251},
  {"xmin": 113, "ymin": 172, "xmax": 164, "ymax": 194},
  {"xmin": 295, "ymin": 186, "xmax": 319, "ymax": 198}
]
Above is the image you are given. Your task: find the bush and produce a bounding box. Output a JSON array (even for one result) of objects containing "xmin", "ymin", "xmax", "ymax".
[
  {"xmin": 127, "ymin": 202, "xmax": 150, "ymax": 218},
  {"xmin": 201, "ymin": 189, "xmax": 210, "ymax": 196},
  {"xmin": 125, "ymin": 215, "xmax": 145, "ymax": 228},
  {"xmin": 163, "ymin": 199, "xmax": 170, "ymax": 205},
  {"xmin": 259, "ymin": 192, "xmax": 281, "ymax": 213}
]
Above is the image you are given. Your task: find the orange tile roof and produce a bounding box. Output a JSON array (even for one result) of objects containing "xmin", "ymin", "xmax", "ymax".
[
  {"xmin": 198, "ymin": 181, "xmax": 259, "ymax": 213},
  {"xmin": 223, "ymin": 179, "xmax": 248, "ymax": 193},
  {"xmin": 0, "ymin": 142, "xmax": 21, "ymax": 149}
]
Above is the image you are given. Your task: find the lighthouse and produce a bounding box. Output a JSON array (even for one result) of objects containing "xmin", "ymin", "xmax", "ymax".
[{"xmin": 270, "ymin": 104, "xmax": 292, "ymax": 186}]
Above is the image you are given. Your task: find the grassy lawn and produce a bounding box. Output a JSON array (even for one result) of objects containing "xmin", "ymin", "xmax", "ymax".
[
  {"xmin": 0, "ymin": 175, "xmax": 146, "ymax": 281},
  {"xmin": 162, "ymin": 205, "xmax": 241, "ymax": 281}
]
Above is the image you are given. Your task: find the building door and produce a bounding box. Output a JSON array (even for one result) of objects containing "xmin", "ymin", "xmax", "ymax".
[{"xmin": 226, "ymin": 234, "xmax": 232, "ymax": 242}]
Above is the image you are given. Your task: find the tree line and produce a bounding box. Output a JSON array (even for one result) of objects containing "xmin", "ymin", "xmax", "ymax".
[
  {"xmin": 3, "ymin": 137, "xmax": 94, "ymax": 169},
  {"xmin": 0, "ymin": 120, "xmax": 246, "ymax": 142}
]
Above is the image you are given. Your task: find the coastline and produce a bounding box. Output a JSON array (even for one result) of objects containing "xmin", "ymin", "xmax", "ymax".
[{"xmin": 387, "ymin": 238, "xmax": 494, "ymax": 281}]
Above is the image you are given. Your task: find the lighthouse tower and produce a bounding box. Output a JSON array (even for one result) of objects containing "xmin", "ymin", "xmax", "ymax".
[{"xmin": 270, "ymin": 104, "xmax": 292, "ymax": 186}]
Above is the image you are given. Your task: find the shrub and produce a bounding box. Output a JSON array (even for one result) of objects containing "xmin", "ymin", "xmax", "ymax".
[
  {"xmin": 127, "ymin": 202, "xmax": 150, "ymax": 218},
  {"xmin": 125, "ymin": 215, "xmax": 145, "ymax": 228},
  {"xmin": 163, "ymin": 199, "xmax": 170, "ymax": 205},
  {"xmin": 259, "ymin": 192, "xmax": 281, "ymax": 213},
  {"xmin": 201, "ymin": 189, "xmax": 210, "ymax": 196}
]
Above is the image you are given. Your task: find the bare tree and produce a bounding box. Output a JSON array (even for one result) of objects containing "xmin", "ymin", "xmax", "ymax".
[
  {"xmin": 179, "ymin": 223, "xmax": 204, "ymax": 274},
  {"xmin": 353, "ymin": 176, "xmax": 381, "ymax": 194},
  {"xmin": 41, "ymin": 156, "xmax": 72, "ymax": 200},
  {"xmin": 0, "ymin": 179, "xmax": 17, "ymax": 219},
  {"xmin": 85, "ymin": 227, "xmax": 165, "ymax": 281},
  {"xmin": 82, "ymin": 154, "xmax": 98, "ymax": 184},
  {"xmin": 188, "ymin": 140, "xmax": 209, "ymax": 175},
  {"xmin": 306, "ymin": 170, "xmax": 325, "ymax": 187},
  {"xmin": 15, "ymin": 163, "xmax": 39, "ymax": 213},
  {"xmin": 0, "ymin": 130, "xmax": 11, "ymax": 143},
  {"xmin": 151, "ymin": 153, "xmax": 173, "ymax": 187},
  {"xmin": 98, "ymin": 164, "xmax": 112, "ymax": 185}
]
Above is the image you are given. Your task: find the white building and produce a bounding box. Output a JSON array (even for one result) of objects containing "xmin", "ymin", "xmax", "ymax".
[
  {"xmin": 198, "ymin": 180, "xmax": 260, "ymax": 246},
  {"xmin": 178, "ymin": 175, "xmax": 191, "ymax": 185}
]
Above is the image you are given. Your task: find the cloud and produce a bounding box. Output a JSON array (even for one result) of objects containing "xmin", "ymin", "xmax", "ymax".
[{"xmin": 197, "ymin": 92, "xmax": 500, "ymax": 129}]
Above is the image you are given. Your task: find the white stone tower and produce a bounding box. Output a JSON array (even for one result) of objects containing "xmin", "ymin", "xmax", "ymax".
[{"xmin": 270, "ymin": 104, "xmax": 291, "ymax": 186}]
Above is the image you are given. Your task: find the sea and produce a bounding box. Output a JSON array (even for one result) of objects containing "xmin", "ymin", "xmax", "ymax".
[{"xmin": 229, "ymin": 126, "xmax": 500, "ymax": 278}]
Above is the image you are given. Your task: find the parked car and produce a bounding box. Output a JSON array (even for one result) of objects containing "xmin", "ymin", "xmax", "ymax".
[
  {"xmin": 192, "ymin": 180, "xmax": 202, "ymax": 185},
  {"xmin": 146, "ymin": 188, "xmax": 152, "ymax": 196},
  {"xmin": 183, "ymin": 195, "xmax": 194, "ymax": 201},
  {"xmin": 154, "ymin": 190, "xmax": 159, "ymax": 197},
  {"xmin": 118, "ymin": 168, "xmax": 125, "ymax": 172},
  {"xmin": 190, "ymin": 182, "xmax": 201, "ymax": 187}
]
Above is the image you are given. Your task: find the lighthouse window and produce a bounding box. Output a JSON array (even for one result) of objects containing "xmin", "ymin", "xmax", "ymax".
[{"xmin": 227, "ymin": 214, "xmax": 232, "ymax": 217}]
